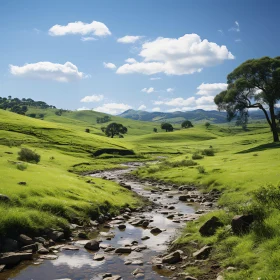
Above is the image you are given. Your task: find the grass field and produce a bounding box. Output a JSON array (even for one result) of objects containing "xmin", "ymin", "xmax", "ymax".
[{"xmin": 1, "ymin": 107, "xmax": 280, "ymax": 279}]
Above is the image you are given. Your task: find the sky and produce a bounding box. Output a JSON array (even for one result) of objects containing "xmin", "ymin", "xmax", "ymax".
[{"xmin": 1, "ymin": 0, "xmax": 280, "ymax": 115}]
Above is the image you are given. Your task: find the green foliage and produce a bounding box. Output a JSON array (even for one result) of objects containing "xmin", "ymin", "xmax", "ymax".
[
  {"xmin": 104, "ymin": 122, "xmax": 128, "ymax": 138},
  {"xmin": 153, "ymin": 127, "xmax": 157, "ymax": 133},
  {"xmin": 97, "ymin": 115, "xmax": 111, "ymax": 124},
  {"xmin": 214, "ymin": 56, "xmax": 280, "ymax": 142},
  {"xmin": 161, "ymin": 122, "xmax": 174, "ymax": 132},
  {"xmin": 181, "ymin": 120, "xmax": 193, "ymax": 128},
  {"xmin": 205, "ymin": 122, "xmax": 210, "ymax": 128},
  {"xmin": 192, "ymin": 152, "xmax": 204, "ymax": 160},
  {"xmin": 197, "ymin": 166, "xmax": 205, "ymax": 174},
  {"xmin": 85, "ymin": 128, "xmax": 90, "ymax": 133},
  {"xmin": 202, "ymin": 148, "xmax": 215, "ymax": 156},
  {"xmin": 254, "ymin": 185, "xmax": 280, "ymax": 210},
  {"xmin": 16, "ymin": 163, "xmax": 28, "ymax": 171},
  {"xmin": 18, "ymin": 148, "xmax": 41, "ymax": 164}
]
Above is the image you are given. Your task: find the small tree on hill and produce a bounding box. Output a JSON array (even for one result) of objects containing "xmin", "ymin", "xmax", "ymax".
[
  {"xmin": 161, "ymin": 123, "xmax": 173, "ymax": 132},
  {"xmin": 104, "ymin": 122, "xmax": 128, "ymax": 138},
  {"xmin": 214, "ymin": 56, "xmax": 280, "ymax": 142},
  {"xmin": 153, "ymin": 128, "xmax": 157, "ymax": 133},
  {"xmin": 181, "ymin": 120, "xmax": 193, "ymax": 128},
  {"xmin": 18, "ymin": 148, "xmax": 40, "ymax": 164},
  {"xmin": 205, "ymin": 122, "xmax": 210, "ymax": 129}
]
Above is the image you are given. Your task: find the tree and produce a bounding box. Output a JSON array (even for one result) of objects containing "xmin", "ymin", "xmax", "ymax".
[
  {"xmin": 161, "ymin": 122, "xmax": 173, "ymax": 132},
  {"xmin": 181, "ymin": 120, "xmax": 193, "ymax": 128},
  {"xmin": 104, "ymin": 122, "xmax": 128, "ymax": 138},
  {"xmin": 153, "ymin": 128, "xmax": 158, "ymax": 133},
  {"xmin": 214, "ymin": 57, "xmax": 280, "ymax": 142},
  {"xmin": 205, "ymin": 122, "xmax": 210, "ymax": 129}
]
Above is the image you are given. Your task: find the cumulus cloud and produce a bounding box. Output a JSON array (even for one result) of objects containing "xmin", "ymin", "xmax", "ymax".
[
  {"xmin": 117, "ymin": 35, "xmax": 142, "ymax": 44},
  {"xmin": 125, "ymin": 58, "xmax": 137, "ymax": 64},
  {"xmin": 141, "ymin": 87, "xmax": 154, "ymax": 93},
  {"xmin": 9, "ymin": 61, "xmax": 85, "ymax": 82},
  {"xmin": 138, "ymin": 104, "xmax": 147, "ymax": 110},
  {"xmin": 150, "ymin": 77, "xmax": 161, "ymax": 80},
  {"xmin": 167, "ymin": 88, "xmax": 174, "ymax": 93},
  {"xmin": 77, "ymin": 107, "xmax": 90, "ymax": 111},
  {"xmin": 49, "ymin": 20, "xmax": 111, "ymax": 37},
  {"xmin": 229, "ymin": 21, "xmax": 240, "ymax": 32},
  {"xmin": 80, "ymin": 94, "xmax": 104, "ymax": 103},
  {"xmin": 196, "ymin": 83, "xmax": 227, "ymax": 96},
  {"xmin": 103, "ymin": 62, "xmax": 116, "ymax": 69},
  {"xmin": 93, "ymin": 103, "xmax": 132, "ymax": 115},
  {"xmin": 117, "ymin": 33, "xmax": 234, "ymax": 75},
  {"xmin": 152, "ymin": 107, "xmax": 161, "ymax": 112},
  {"xmin": 81, "ymin": 36, "xmax": 97, "ymax": 41},
  {"xmin": 155, "ymin": 97, "xmax": 196, "ymax": 107}
]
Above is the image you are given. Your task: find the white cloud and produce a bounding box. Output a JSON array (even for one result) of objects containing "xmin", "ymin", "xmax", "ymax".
[
  {"xmin": 117, "ymin": 34, "xmax": 234, "ymax": 75},
  {"xmin": 9, "ymin": 61, "xmax": 85, "ymax": 82},
  {"xmin": 138, "ymin": 104, "xmax": 147, "ymax": 110},
  {"xmin": 150, "ymin": 77, "xmax": 161, "ymax": 80},
  {"xmin": 49, "ymin": 20, "xmax": 111, "ymax": 37},
  {"xmin": 218, "ymin": 29, "xmax": 223, "ymax": 35},
  {"xmin": 117, "ymin": 36, "xmax": 142, "ymax": 44},
  {"xmin": 103, "ymin": 62, "xmax": 116, "ymax": 69},
  {"xmin": 152, "ymin": 107, "xmax": 161, "ymax": 112},
  {"xmin": 80, "ymin": 94, "xmax": 104, "ymax": 103},
  {"xmin": 196, "ymin": 83, "xmax": 227, "ymax": 96},
  {"xmin": 155, "ymin": 97, "xmax": 196, "ymax": 107},
  {"xmin": 93, "ymin": 103, "xmax": 132, "ymax": 115},
  {"xmin": 77, "ymin": 107, "xmax": 90, "ymax": 111},
  {"xmin": 125, "ymin": 58, "xmax": 137, "ymax": 64},
  {"xmin": 229, "ymin": 21, "xmax": 240, "ymax": 32},
  {"xmin": 141, "ymin": 87, "xmax": 155, "ymax": 93},
  {"xmin": 235, "ymin": 39, "xmax": 242, "ymax": 42},
  {"xmin": 167, "ymin": 88, "xmax": 174, "ymax": 93},
  {"xmin": 81, "ymin": 36, "xmax": 97, "ymax": 41}
]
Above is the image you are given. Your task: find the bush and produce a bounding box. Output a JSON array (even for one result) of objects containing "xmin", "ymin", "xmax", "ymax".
[
  {"xmin": 202, "ymin": 148, "xmax": 215, "ymax": 156},
  {"xmin": 192, "ymin": 152, "xmax": 204, "ymax": 160},
  {"xmin": 85, "ymin": 128, "xmax": 90, "ymax": 133},
  {"xmin": 18, "ymin": 148, "xmax": 41, "ymax": 164},
  {"xmin": 197, "ymin": 166, "xmax": 205, "ymax": 174},
  {"xmin": 16, "ymin": 163, "xmax": 28, "ymax": 171}
]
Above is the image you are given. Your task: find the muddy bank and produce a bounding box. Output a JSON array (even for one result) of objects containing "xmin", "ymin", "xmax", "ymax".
[{"xmin": 1, "ymin": 162, "xmax": 220, "ymax": 280}]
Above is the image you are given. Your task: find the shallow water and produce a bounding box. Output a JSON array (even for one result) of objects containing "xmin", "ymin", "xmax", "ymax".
[{"xmin": 2, "ymin": 163, "xmax": 197, "ymax": 280}]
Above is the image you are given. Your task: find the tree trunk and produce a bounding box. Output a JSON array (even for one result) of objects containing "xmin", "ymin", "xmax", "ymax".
[{"xmin": 269, "ymin": 104, "xmax": 279, "ymax": 142}]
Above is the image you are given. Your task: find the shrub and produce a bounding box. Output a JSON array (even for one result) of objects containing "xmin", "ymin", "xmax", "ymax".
[
  {"xmin": 85, "ymin": 128, "xmax": 90, "ymax": 133},
  {"xmin": 197, "ymin": 166, "xmax": 205, "ymax": 174},
  {"xmin": 202, "ymin": 148, "xmax": 215, "ymax": 156},
  {"xmin": 16, "ymin": 163, "xmax": 28, "ymax": 171},
  {"xmin": 192, "ymin": 152, "xmax": 204, "ymax": 160},
  {"xmin": 18, "ymin": 148, "xmax": 41, "ymax": 164}
]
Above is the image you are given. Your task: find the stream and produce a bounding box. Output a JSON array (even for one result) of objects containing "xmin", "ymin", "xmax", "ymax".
[{"xmin": 2, "ymin": 162, "xmax": 208, "ymax": 280}]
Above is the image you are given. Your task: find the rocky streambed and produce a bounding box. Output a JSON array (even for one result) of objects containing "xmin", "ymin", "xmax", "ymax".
[{"xmin": 1, "ymin": 162, "xmax": 220, "ymax": 280}]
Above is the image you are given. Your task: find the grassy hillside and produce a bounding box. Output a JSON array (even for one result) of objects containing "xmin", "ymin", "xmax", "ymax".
[
  {"xmin": 134, "ymin": 122, "xmax": 280, "ymax": 280},
  {"xmin": 0, "ymin": 109, "xmax": 144, "ymax": 237}
]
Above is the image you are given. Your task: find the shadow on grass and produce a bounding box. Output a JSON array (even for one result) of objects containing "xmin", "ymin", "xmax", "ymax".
[{"xmin": 236, "ymin": 142, "xmax": 280, "ymax": 154}]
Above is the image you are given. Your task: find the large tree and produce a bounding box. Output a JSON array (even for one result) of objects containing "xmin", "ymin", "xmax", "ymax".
[
  {"xmin": 104, "ymin": 122, "xmax": 128, "ymax": 138},
  {"xmin": 214, "ymin": 56, "xmax": 280, "ymax": 142},
  {"xmin": 161, "ymin": 123, "xmax": 173, "ymax": 132},
  {"xmin": 181, "ymin": 120, "xmax": 193, "ymax": 128}
]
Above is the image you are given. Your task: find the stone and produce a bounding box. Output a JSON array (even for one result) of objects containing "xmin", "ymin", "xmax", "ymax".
[
  {"xmin": 102, "ymin": 273, "xmax": 112, "ymax": 278},
  {"xmin": 118, "ymin": 224, "xmax": 126, "ymax": 230},
  {"xmin": 0, "ymin": 264, "xmax": 5, "ymax": 272},
  {"xmin": 93, "ymin": 254, "xmax": 105, "ymax": 261},
  {"xmin": 104, "ymin": 246, "xmax": 115, "ymax": 252},
  {"xmin": 142, "ymin": 221, "xmax": 149, "ymax": 227},
  {"xmin": 115, "ymin": 247, "xmax": 131, "ymax": 254},
  {"xmin": 132, "ymin": 268, "xmax": 144, "ymax": 275},
  {"xmin": 0, "ymin": 194, "xmax": 10, "ymax": 202},
  {"xmin": 19, "ymin": 234, "xmax": 34, "ymax": 245},
  {"xmin": 18, "ymin": 182, "xmax": 27, "ymax": 185},
  {"xmin": 104, "ymin": 276, "xmax": 121, "ymax": 280},
  {"xmin": 179, "ymin": 195, "xmax": 189, "ymax": 201},
  {"xmin": 231, "ymin": 214, "xmax": 254, "ymax": 234},
  {"xmin": 199, "ymin": 216, "xmax": 224, "ymax": 236},
  {"xmin": 39, "ymin": 254, "xmax": 58, "ymax": 260},
  {"xmin": 84, "ymin": 240, "xmax": 100, "ymax": 251},
  {"xmin": 131, "ymin": 260, "xmax": 144, "ymax": 265},
  {"xmin": 124, "ymin": 261, "xmax": 132, "ymax": 265},
  {"xmin": 20, "ymin": 243, "xmax": 38, "ymax": 253},
  {"xmin": 61, "ymin": 245, "xmax": 79, "ymax": 251},
  {"xmin": 162, "ymin": 251, "xmax": 182, "ymax": 264},
  {"xmin": 150, "ymin": 227, "xmax": 162, "ymax": 234},
  {"xmin": 2, "ymin": 238, "xmax": 18, "ymax": 252},
  {"xmin": 185, "ymin": 277, "xmax": 198, "ymax": 280},
  {"xmin": 48, "ymin": 231, "xmax": 64, "ymax": 242},
  {"xmin": 78, "ymin": 232, "xmax": 88, "ymax": 239},
  {"xmin": 141, "ymin": 236, "xmax": 150, "ymax": 241},
  {"xmin": 0, "ymin": 252, "xmax": 32, "ymax": 265},
  {"xmin": 217, "ymin": 276, "xmax": 224, "ymax": 280},
  {"xmin": 37, "ymin": 244, "xmax": 49, "ymax": 254},
  {"xmin": 33, "ymin": 237, "xmax": 46, "ymax": 244},
  {"xmin": 193, "ymin": 246, "xmax": 212, "ymax": 260}
]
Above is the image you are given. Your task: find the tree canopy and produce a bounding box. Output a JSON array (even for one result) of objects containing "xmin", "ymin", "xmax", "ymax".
[
  {"xmin": 161, "ymin": 123, "xmax": 173, "ymax": 132},
  {"xmin": 181, "ymin": 120, "xmax": 193, "ymax": 128},
  {"xmin": 214, "ymin": 56, "xmax": 280, "ymax": 142},
  {"xmin": 103, "ymin": 122, "xmax": 128, "ymax": 138}
]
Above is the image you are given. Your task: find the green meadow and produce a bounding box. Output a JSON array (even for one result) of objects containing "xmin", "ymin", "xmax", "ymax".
[{"xmin": 1, "ymin": 107, "xmax": 280, "ymax": 279}]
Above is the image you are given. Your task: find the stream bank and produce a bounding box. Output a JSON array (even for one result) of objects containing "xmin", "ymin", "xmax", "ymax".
[{"xmin": 1, "ymin": 162, "xmax": 219, "ymax": 280}]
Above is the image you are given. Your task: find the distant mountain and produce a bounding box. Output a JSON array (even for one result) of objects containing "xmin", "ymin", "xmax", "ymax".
[{"xmin": 118, "ymin": 109, "xmax": 267, "ymax": 124}]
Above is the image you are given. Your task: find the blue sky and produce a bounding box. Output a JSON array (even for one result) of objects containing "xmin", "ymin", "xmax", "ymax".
[{"xmin": 1, "ymin": 0, "xmax": 280, "ymax": 114}]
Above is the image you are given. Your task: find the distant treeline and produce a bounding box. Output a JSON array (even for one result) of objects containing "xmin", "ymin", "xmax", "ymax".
[
  {"xmin": 97, "ymin": 115, "xmax": 111, "ymax": 123},
  {"xmin": 0, "ymin": 96, "xmax": 56, "ymax": 115}
]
